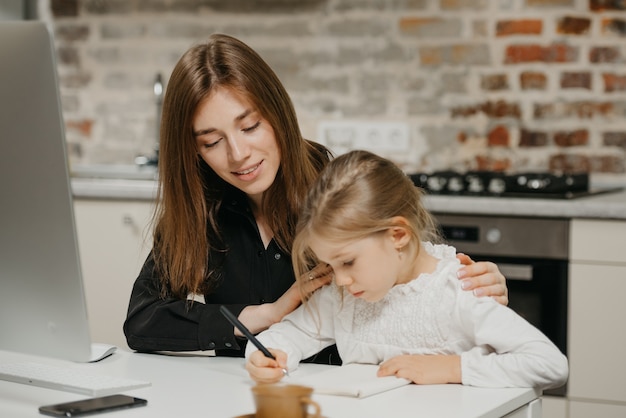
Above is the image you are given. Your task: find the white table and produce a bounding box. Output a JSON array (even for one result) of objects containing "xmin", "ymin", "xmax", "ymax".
[{"xmin": 0, "ymin": 349, "xmax": 540, "ymax": 418}]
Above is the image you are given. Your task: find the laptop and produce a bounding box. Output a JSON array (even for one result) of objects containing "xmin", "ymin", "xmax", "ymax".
[{"xmin": 0, "ymin": 21, "xmax": 114, "ymax": 363}]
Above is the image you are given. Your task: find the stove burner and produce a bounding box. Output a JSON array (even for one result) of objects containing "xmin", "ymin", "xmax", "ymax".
[{"xmin": 409, "ymin": 171, "xmax": 598, "ymax": 199}]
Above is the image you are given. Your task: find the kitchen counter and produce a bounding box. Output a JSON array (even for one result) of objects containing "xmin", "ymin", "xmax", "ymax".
[
  {"xmin": 71, "ymin": 178, "xmax": 626, "ymax": 220},
  {"xmin": 71, "ymin": 178, "xmax": 158, "ymax": 200},
  {"xmin": 423, "ymin": 188, "xmax": 626, "ymax": 220}
]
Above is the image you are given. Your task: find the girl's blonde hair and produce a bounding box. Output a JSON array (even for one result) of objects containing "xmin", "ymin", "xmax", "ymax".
[{"xmin": 292, "ymin": 150, "xmax": 441, "ymax": 294}]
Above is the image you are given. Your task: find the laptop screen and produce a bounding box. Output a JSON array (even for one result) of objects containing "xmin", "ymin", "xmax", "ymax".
[{"xmin": 0, "ymin": 21, "xmax": 93, "ymax": 362}]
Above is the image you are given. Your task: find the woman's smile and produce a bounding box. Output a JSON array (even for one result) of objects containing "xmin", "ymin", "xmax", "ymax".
[{"xmin": 233, "ymin": 160, "xmax": 263, "ymax": 179}]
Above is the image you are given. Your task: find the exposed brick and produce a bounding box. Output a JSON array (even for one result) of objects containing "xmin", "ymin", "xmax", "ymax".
[
  {"xmin": 66, "ymin": 119, "xmax": 94, "ymax": 138},
  {"xmin": 83, "ymin": 0, "xmax": 133, "ymax": 14},
  {"xmin": 481, "ymin": 74, "xmax": 509, "ymax": 90},
  {"xmin": 85, "ymin": 0, "xmax": 327, "ymax": 14},
  {"xmin": 399, "ymin": 18, "xmax": 462, "ymax": 37},
  {"xmin": 57, "ymin": 46, "xmax": 80, "ymax": 66},
  {"xmin": 407, "ymin": 97, "xmax": 444, "ymax": 115},
  {"xmin": 534, "ymin": 101, "xmax": 615, "ymax": 119},
  {"xmin": 51, "ymin": 0, "xmax": 79, "ymax": 17},
  {"xmin": 557, "ymin": 16, "xmax": 591, "ymax": 35},
  {"xmin": 520, "ymin": 71, "xmax": 547, "ymax": 90},
  {"xmin": 589, "ymin": 155, "xmax": 625, "ymax": 172},
  {"xmin": 441, "ymin": 72, "xmax": 467, "ymax": 93},
  {"xmin": 487, "ymin": 125, "xmax": 510, "ymax": 146},
  {"xmin": 419, "ymin": 44, "xmax": 490, "ymax": 67},
  {"xmin": 549, "ymin": 154, "xmax": 591, "ymax": 172},
  {"xmin": 602, "ymin": 18, "xmax": 626, "ymax": 36},
  {"xmin": 590, "ymin": 0, "xmax": 626, "ymax": 11},
  {"xmin": 334, "ymin": 0, "xmax": 428, "ymax": 11},
  {"xmin": 604, "ymin": 131, "xmax": 626, "ymax": 148},
  {"xmin": 554, "ymin": 130, "xmax": 589, "ymax": 146},
  {"xmin": 474, "ymin": 155, "xmax": 512, "ymax": 171},
  {"xmin": 451, "ymin": 100, "xmax": 522, "ymax": 118},
  {"xmin": 496, "ymin": 20, "xmax": 542, "ymax": 36},
  {"xmin": 473, "ymin": 20, "xmax": 488, "ymax": 37},
  {"xmin": 590, "ymin": 46, "xmax": 621, "ymax": 63},
  {"xmin": 603, "ymin": 73, "xmax": 626, "ymax": 92},
  {"xmin": 225, "ymin": 0, "xmax": 326, "ymax": 13},
  {"xmin": 561, "ymin": 72, "xmax": 592, "ymax": 89},
  {"xmin": 59, "ymin": 73, "xmax": 92, "ymax": 89},
  {"xmin": 55, "ymin": 25, "xmax": 90, "ymax": 42},
  {"xmin": 441, "ymin": 0, "xmax": 488, "ymax": 10},
  {"xmin": 519, "ymin": 129, "xmax": 549, "ymax": 146},
  {"xmin": 327, "ymin": 18, "xmax": 388, "ymax": 37},
  {"xmin": 504, "ymin": 43, "xmax": 578, "ymax": 64},
  {"xmin": 101, "ymin": 23, "xmax": 147, "ymax": 39},
  {"xmin": 527, "ymin": 0, "xmax": 574, "ymax": 6},
  {"xmin": 59, "ymin": 94, "xmax": 79, "ymax": 113}
]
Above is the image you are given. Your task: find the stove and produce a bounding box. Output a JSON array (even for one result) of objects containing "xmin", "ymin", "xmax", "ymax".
[{"xmin": 409, "ymin": 171, "xmax": 622, "ymax": 199}]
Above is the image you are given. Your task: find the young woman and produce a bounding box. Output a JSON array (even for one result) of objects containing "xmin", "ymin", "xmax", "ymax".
[
  {"xmin": 123, "ymin": 34, "xmax": 509, "ymax": 360},
  {"xmin": 245, "ymin": 150, "xmax": 568, "ymax": 390}
]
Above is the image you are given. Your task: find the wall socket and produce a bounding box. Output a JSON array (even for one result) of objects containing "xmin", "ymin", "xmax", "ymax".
[{"xmin": 317, "ymin": 121, "xmax": 410, "ymax": 156}]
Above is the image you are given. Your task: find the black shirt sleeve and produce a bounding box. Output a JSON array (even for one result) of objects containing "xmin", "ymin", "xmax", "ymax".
[{"xmin": 123, "ymin": 196, "xmax": 294, "ymax": 355}]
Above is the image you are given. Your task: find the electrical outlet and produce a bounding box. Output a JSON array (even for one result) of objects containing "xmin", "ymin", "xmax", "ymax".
[{"xmin": 317, "ymin": 121, "xmax": 410, "ymax": 156}]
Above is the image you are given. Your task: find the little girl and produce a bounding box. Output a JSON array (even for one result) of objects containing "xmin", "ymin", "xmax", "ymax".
[{"xmin": 245, "ymin": 150, "xmax": 568, "ymax": 390}]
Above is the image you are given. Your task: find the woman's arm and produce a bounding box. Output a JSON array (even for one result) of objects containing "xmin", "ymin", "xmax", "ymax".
[
  {"xmin": 237, "ymin": 263, "xmax": 333, "ymax": 335},
  {"xmin": 123, "ymin": 254, "xmax": 243, "ymax": 353},
  {"xmin": 456, "ymin": 253, "xmax": 508, "ymax": 306}
]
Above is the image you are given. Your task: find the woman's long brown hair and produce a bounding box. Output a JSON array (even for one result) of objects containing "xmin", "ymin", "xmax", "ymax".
[{"xmin": 154, "ymin": 33, "xmax": 331, "ymax": 299}]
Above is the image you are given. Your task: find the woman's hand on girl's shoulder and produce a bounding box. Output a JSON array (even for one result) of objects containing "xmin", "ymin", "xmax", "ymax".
[
  {"xmin": 456, "ymin": 253, "xmax": 509, "ymax": 306},
  {"xmin": 270, "ymin": 263, "xmax": 334, "ymax": 327}
]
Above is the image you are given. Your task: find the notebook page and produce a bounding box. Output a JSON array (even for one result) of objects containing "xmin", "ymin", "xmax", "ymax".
[{"xmin": 290, "ymin": 363, "xmax": 411, "ymax": 398}]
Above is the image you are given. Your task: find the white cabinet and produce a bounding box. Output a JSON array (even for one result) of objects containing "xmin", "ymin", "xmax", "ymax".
[
  {"xmin": 567, "ymin": 219, "xmax": 626, "ymax": 416},
  {"xmin": 74, "ymin": 199, "xmax": 154, "ymax": 350}
]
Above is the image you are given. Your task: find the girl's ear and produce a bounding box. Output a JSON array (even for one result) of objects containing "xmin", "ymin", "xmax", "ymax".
[{"xmin": 388, "ymin": 216, "xmax": 411, "ymax": 249}]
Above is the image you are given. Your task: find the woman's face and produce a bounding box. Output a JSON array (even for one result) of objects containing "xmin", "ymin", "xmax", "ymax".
[{"xmin": 193, "ymin": 86, "xmax": 280, "ymax": 205}]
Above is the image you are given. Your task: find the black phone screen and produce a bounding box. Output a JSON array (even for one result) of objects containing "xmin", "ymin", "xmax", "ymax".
[{"xmin": 39, "ymin": 394, "xmax": 147, "ymax": 417}]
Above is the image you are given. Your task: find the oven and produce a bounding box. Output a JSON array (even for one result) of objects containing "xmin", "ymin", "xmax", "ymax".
[{"xmin": 433, "ymin": 213, "xmax": 569, "ymax": 397}]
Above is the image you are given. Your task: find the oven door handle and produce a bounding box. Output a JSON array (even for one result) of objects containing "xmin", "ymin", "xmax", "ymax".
[{"xmin": 498, "ymin": 263, "xmax": 533, "ymax": 281}]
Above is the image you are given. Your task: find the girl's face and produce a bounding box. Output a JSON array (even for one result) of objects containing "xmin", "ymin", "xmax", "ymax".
[
  {"xmin": 193, "ymin": 86, "xmax": 281, "ymax": 206},
  {"xmin": 309, "ymin": 230, "xmax": 408, "ymax": 303}
]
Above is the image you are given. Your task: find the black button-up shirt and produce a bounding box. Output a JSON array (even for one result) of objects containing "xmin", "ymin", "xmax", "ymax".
[{"xmin": 123, "ymin": 189, "xmax": 294, "ymax": 356}]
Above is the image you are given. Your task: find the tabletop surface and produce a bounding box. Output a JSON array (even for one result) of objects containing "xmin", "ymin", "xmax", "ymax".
[
  {"xmin": 70, "ymin": 177, "xmax": 626, "ymax": 220},
  {"xmin": 0, "ymin": 349, "xmax": 539, "ymax": 418}
]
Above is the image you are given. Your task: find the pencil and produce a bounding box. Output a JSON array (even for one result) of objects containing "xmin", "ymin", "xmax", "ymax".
[{"xmin": 219, "ymin": 305, "xmax": 289, "ymax": 376}]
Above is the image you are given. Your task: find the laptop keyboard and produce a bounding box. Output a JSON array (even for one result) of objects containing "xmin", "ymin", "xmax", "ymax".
[{"xmin": 0, "ymin": 361, "xmax": 151, "ymax": 396}]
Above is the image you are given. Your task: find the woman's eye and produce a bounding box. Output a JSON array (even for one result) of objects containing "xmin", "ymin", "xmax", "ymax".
[
  {"xmin": 242, "ymin": 121, "xmax": 260, "ymax": 133},
  {"xmin": 342, "ymin": 260, "xmax": 354, "ymax": 267},
  {"xmin": 201, "ymin": 138, "xmax": 222, "ymax": 149}
]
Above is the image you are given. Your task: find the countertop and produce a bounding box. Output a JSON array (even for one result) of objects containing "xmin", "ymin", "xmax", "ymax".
[{"xmin": 70, "ymin": 178, "xmax": 626, "ymax": 220}]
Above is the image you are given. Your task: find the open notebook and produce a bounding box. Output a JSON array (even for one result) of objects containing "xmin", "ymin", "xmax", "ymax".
[{"xmin": 290, "ymin": 364, "xmax": 411, "ymax": 398}]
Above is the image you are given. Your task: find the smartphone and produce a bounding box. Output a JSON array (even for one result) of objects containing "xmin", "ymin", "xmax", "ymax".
[{"xmin": 39, "ymin": 394, "xmax": 147, "ymax": 417}]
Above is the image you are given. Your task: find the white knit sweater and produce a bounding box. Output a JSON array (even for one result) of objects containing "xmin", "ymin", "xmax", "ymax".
[{"xmin": 246, "ymin": 242, "xmax": 569, "ymax": 390}]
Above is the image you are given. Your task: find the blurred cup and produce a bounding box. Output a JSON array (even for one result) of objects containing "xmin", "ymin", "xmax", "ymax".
[{"xmin": 252, "ymin": 383, "xmax": 321, "ymax": 418}]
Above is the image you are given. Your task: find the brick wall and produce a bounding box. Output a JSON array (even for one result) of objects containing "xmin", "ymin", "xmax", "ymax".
[{"xmin": 46, "ymin": 0, "xmax": 626, "ymax": 182}]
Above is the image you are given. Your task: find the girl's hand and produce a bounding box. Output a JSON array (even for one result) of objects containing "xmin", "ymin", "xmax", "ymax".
[
  {"xmin": 377, "ymin": 354, "xmax": 461, "ymax": 385},
  {"xmin": 456, "ymin": 253, "xmax": 509, "ymax": 306},
  {"xmin": 245, "ymin": 348, "xmax": 288, "ymax": 384}
]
